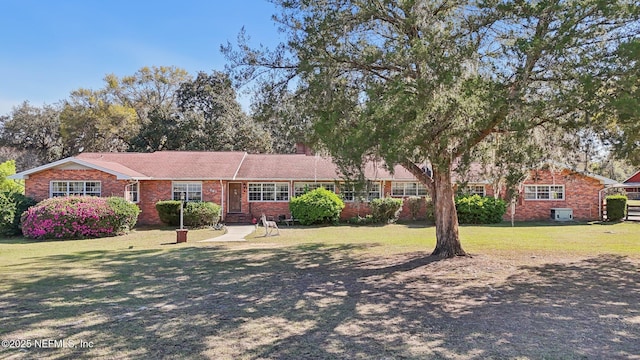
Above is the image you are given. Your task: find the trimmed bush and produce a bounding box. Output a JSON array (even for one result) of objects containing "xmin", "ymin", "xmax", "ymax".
[
  {"xmin": 155, "ymin": 200, "xmax": 181, "ymax": 225},
  {"xmin": 0, "ymin": 191, "xmax": 37, "ymax": 236},
  {"xmin": 106, "ymin": 197, "xmax": 141, "ymax": 232},
  {"xmin": 606, "ymin": 194, "xmax": 627, "ymax": 221},
  {"xmin": 184, "ymin": 202, "xmax": 221, "ymax": 227},
  {"xmin": 289, "ymin": 188, "xmax": 345, "ymax": 225},
  {"xmin": 155, "ymin": 200, "xmax": 221, "ymax": 227},
  {"xmin": 21, "ymin": 196, "xmax": 139, "ymax": 240},
  {"xmin": 455, "ymin": 195, "xmax": 506, "ymax": 224},
  {"xmin": 370, "ymin": 197, "xmax": 403, "ymax": 224}
]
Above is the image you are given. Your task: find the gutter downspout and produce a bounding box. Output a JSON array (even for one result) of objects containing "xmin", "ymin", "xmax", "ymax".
[{"xmin": 220, "ymin": 180, "xmax": 225, "ymax": 222}]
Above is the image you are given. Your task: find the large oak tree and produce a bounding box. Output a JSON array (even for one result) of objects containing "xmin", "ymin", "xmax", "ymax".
[{"xmin": 226, "ymin": 0, "xmax": 640, "ymax": 257}]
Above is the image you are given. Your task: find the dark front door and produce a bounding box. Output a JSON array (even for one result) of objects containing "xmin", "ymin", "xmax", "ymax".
[{"xmin": 229, "ymin": 183, "xmax": 242, "ymax": 213}]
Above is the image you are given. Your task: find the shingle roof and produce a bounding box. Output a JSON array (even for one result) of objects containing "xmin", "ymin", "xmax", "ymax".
[
  {"xmin": 11, "ymin": 151, "xmax": 427, "ymax": 181},
  {"xmin": 73, "ymin": 152, "xmax": 426, "ymax": 181},
  {"xmin": 76, "ymin": 151, "xmax": 247, "ymax": 179},
  {"xmin": 11, "ymin": 151, "xmax": 621, "ymax": 186},
  {"xmin": 236, "ymin": 154, "xmax": 418, "ymax": 180}
]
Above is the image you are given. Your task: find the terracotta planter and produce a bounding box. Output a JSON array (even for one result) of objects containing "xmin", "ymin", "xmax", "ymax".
[{"xmin": 176, "ymin": 229, "xmax": 188, "ymax": 243}]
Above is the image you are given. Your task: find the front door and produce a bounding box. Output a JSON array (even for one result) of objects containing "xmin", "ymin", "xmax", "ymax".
[{"xmin": 229, "ymin": 183, "xmax": 242, "ymax": 213}]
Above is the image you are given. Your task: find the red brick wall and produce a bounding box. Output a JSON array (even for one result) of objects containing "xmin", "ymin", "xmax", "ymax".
[
  {"xmin": 507, "ymin": 169, "xmax": 604, "ymax": 221},
  {"xmin": 26, "ymin": 168, "xmax": 603, "ymax": 225},
  {"xmin": 25, "ymin": 169, "xmax": 127, "ymax": 201},
  {"xmin": 25, "ymin": 171, "xmax": 227, "ymax": 226},
  {"xmin": 137, "ymin": 180, "xmax": 224, "ymax": 225}
]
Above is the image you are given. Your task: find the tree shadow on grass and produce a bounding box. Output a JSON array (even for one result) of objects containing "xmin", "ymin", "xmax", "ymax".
[{"xmin": 0, "ymin": 244, "xmax": 638, "ymax": 359}]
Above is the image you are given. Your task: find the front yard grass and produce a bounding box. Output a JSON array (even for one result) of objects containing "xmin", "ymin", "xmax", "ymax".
[{"xmin": 1, "ymin": 222, "xmax": 638, "ymax": 359}]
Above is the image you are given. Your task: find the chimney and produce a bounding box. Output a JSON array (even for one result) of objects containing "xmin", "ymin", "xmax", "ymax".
[{"xmin": 295, "ymin": 143, "xmax": 314, "ymax": 156}]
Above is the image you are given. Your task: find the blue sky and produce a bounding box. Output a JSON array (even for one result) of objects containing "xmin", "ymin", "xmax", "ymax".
[{"xmin": 0, "ymin": 0, "xmax": 283, "ymax": 115}]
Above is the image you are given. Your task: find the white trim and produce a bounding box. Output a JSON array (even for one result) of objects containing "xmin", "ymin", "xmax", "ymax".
[
  {"xmin": 293, "ymin": 182, "xmax": 336, "ymax": 197},
  {"xmin": 623, "ymin": 170, "xmax": 640, "ymax": 184},
  {"xmin": 50, "ymin": 180, "xmax": 102, "ymax": 197},
  {"xmin": 247, "ymin": 182, "xmax": 290, "ymax": 202},
  {"xmin": 220, "ymin": 180, "xmax": 225, "ymax": 221},
  {"xmin": 125, "ymin": 182, "xmax": 140, "ymax": 203},
  {"xmin": 9, "ymin": 157, "xmax": 148, "ymax": 180},
  {"xmin": 232, "ymin": 152, "xmax": 248, "ymax": 180},
  {"xmin": 171, "ymin": 181, "xmax": 203, "ymax": 202},
  {"xmin": 524, "ymin": 184, "xmax": 565, "ymax": 201}
]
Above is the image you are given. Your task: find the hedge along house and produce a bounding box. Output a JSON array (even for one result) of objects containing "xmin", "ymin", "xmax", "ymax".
[{"xmin": 11, "ymin": 151, "xmax": 616, "ymax": 225}]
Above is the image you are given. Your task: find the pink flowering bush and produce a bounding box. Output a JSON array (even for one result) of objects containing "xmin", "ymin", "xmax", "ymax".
[{"xmin": 21, "ymin": 196, "xmax": 140, "ymax": 240}]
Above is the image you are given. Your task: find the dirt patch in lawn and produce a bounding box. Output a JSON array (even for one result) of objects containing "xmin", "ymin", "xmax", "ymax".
[{"xmin": 1, "ymin": 244, "xmax": 638, "ymax": 359}]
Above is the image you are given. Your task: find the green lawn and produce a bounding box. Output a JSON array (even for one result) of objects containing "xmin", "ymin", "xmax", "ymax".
[{"xmin": 1, "ymin": 222, "xmax": 638, "ymax": 359}]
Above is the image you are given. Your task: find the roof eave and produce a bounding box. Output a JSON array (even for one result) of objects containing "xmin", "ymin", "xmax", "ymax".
[{"xmin": 9, "ymin": 157, "xmax": 147, "ymax": 181}]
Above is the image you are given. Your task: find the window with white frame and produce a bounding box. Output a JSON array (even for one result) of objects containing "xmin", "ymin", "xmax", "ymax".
[
  {"xmin": 339, "ymin": 183, "xmax": 382, "ymax": 202},
  {"xmin": 125, "ymin": 182, "xmax": 139, "ymax": 203},
  {"xmin": 458, "ymin": 184, "xmax": 486, "ymax": 197},
  {"xmin": 368, "ymin": 182, "xmax": 382, "ymax": 201},
  {"xmin": 293, "ymin": 182, "xmax": 335, "ymax": 197},
  {"xmin": 172, "ymin": 182, "xmax": 202, "ymax": 201},
  {"xmin": 249, "ymin": 183, "xmax": 289, "ymax": 202},
  {"xmin": 341, "ymin": 185, "xmax": 356, "ymax": 202},
  {"xmin": 524, "ymin": 185, "xmax": 564, "ymax": 200},
  {"xmin": 51, "ymin": 181, "xmax": 101, "ymax": 197},
  {"xmin": 391, "ymin": 182, "xmax": 428, "ymax": 197}
]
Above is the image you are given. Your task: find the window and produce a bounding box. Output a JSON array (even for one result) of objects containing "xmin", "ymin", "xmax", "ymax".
[
  {"xmin": 392, "ymin": 182, "xmax": 428, "ymax": 197},
  {"xmin": 51, "ymin": 181, "xmax": 101, "ymax": 197},
  {"xmin": 458, "ymin": 184, "xmax": 486, "ymax": 197},
  {"xmin": 293, "ymin": 182, "xmax": 335, "ymax": 197},
  {"xmin": 368, "ymin": 183, "xmax": 381, "ymax": 201},
  {"xmin": 524, "ymin": 185, "xmax": 564, "ymax": 200},
  {"xmin": 173, "ymin": 182, "xmax": 202, "ymax": 201},
  {"xmin": 341, "ymin": 185, "xmax": 356, "ymax": 202},
  {"xmin": 249, "ymin": 183, "xmax": 289, "ymax": 202},
  {"xmin": 125, "ymin": 182, "xmax": 139, "ymax": 203}
]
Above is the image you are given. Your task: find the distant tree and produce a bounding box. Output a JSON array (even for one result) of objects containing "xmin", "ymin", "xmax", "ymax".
[
  {"xmin": 226, "ymin": 0, "xmax": 640, "ymax": 257},
  {"xmin": 105, "ymin": 66, "xmax": 191, "ymax": 124},
  {"xmin": 251, "ymin": 85, "xmax": 312, "ymax": 153},
  {"xmin": 176, "ymin": 71, "xmax": 272, "ymax": 152},
  {"xmin": 0, "ymin": 160, "xmax": 23, "ymax": 193},
  {"xmin": 0, "ymin": 102, "xmax": 63, "ymax": 167},
  {"xmin": 594, "ymin": 41, "xmax": 640, "ymax": 165},
  {"xmin": 129, "ymin": 108, "xmax": 207, "ymax": 152},
  {"xmin": 59, "ymin": 89, "xmax": 138, "ymax": 155}
]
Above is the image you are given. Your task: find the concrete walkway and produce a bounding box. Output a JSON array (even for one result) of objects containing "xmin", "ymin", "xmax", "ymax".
[{"xmin": 198, "ymin": 224, "xmax": 256, "ymax": 242}]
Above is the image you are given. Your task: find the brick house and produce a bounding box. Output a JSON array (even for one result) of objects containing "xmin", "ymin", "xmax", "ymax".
[
  {"xmin": 508, "ymin": 166, "xmax": 617, "ymax": 221},
  {"xmin": 10, "ymin": 151, "xmax": 616, "ymax": 225}
]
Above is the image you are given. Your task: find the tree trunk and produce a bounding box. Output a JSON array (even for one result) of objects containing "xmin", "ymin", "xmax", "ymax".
[{"xmin": 431, "ymin": 166, "xmax": 467, "ymax": 258}]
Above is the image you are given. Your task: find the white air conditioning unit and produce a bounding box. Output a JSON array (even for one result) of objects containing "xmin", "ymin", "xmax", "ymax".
[{"xmin": 550, "ymin": 208, "xmax": 573, "ymax": 221}]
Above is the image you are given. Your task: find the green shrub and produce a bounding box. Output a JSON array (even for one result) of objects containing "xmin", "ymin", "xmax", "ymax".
[
  {"xmin": 106, "ymin": 197, "xmax": 141, "ymax": 232},
  {"xmin": 155, "ymin": 200, "xmax": 181, "ymax": 225},
  {"xmin": 289, "ymin": 188, "xmax": 345, "ymax": 225},
  {"xmin": 369, "ymin": 197, "xmax": 403, "ymax": 224},
  {"xmin": 21, "ymin": 196, "xmax": 139, "ymax": 240},
  {"xmin": 155, "ymin": 200, "xmax": 221, "ymax": 227},
  {"xmin": 606, "ymin": 194, "xmax": 627, "ymax": 221},
  {"xmin": 455, "ymin": 195, "xmax": 506, "ymax": 224},
  {"xmin": 184, "ymin": 202, "xmax": 221, "ymax": 227},
  {"xmin": 0, "ymin": 191, "xmax": 36, "ymax": 236}
]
